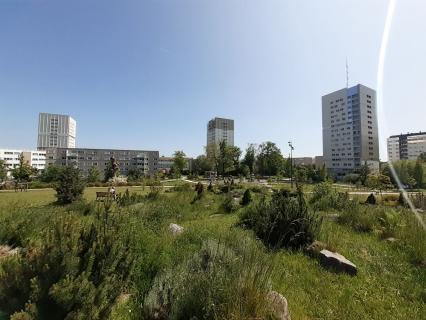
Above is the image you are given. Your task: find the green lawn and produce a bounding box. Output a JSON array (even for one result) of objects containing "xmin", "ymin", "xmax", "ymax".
[
  {"xmin": 0, "ymin": 188, "xmax": 425, "ymax": 319},
  {"xmin": 0, "ymin": 186, "xmax": 147, "ymax": 207}
]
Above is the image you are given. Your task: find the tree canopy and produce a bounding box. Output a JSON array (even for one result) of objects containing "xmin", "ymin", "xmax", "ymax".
[
  {"xmin": 256, "ymin": 142, "xmax": 284, "ymax": 176},
  {"xmin": 12, "ymin": 153, "xmax": 35, "ymax": 182}
]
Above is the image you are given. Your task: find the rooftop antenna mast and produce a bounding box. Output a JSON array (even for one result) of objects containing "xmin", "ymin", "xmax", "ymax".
[{"xmin": 346, "ymin": 57, "xmax": 349, "ymax": 88}]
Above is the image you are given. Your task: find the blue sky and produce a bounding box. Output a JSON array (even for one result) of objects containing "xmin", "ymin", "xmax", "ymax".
[{"xmin": 1, "ymin": 0, "xmax": 425, "ymax": 159}]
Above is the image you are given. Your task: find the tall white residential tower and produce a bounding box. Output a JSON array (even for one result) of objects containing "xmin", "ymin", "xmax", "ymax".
[
  {"xmin": 322, "ymin": 84, "xmax": 380, "ymax": 177},
  {"xmin": 37, "ymin": 113, "xmax": 76, "ymax": 149},
  {"xmin": 207, "ymin": 117, "xmax": 234, "ymax": 148}
]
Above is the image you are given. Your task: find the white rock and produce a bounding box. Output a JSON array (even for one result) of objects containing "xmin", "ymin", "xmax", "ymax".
[
  {"xmin": 168, "ymin": 223, "xmax": 184, "ymax": 235},
  {"xmin": 0, "ymin": 245, "xmax": 19, "ymax": 260},
  {"xmin": 267, "ymin": 291, "xmax": 291, "ymax": 320},
  {"xmin": 319, "ymin": 249, "xmax": 357, "ymax": 275}
]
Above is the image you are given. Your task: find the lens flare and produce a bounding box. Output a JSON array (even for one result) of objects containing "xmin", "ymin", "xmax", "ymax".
[{"xmin": 377, "ymin": 0, "xmax": 426, "ymax": 230}]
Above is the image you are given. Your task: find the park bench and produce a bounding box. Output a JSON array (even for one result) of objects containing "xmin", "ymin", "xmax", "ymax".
[
  {"xmin": 96, "ymin": 192, "xmax": 116, "ymax": 202},
  {"xmin": 14, "ymin": 182, "xmax": 28, "ymax": 192}
]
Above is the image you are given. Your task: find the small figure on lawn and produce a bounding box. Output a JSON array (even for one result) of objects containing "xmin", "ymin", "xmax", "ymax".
[
  {"xmin": 195, "ymin": 182, "xmax": 204, "ymax": 199},
  {"xmin": 109, "ymin": 186, "xmax": 117, "ymax": 200}
]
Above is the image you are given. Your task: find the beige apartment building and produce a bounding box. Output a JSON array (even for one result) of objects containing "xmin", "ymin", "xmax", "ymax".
[{"xmin": 322, "ymin": 84, "xmax": 379, "ymax": 177}]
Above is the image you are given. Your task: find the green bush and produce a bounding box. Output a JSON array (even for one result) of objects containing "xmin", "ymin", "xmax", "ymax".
[
  {"xmin": 54, "ymin": 166, "xmax": 86, "ymax": 204},
  {"xmin": 116, "ymin": 189, "xmax": 145, "ymax": 206},
  {"xmin": 366, "ymin": 193, "xmax": 377, "ymax": 205},
  {"xmin": 250, "ymin": 186, "xmax": 263, "ymax": 193},
  {"xmin": 239, "ymin": 188, "xmax": 322, "ymax": 249},
  {"xmin": 222, "ymin": 194, "xmax": 239, "ymax": 213},
  {"xmin": 309, "ymin": 183, "xmax": 350, "ymax": 211},
  {"xmin": 0, "ymin": 215, "xmax": 134, "ymax": 319},
  {"xmin": 240, "ymin": 189, "xmax": 252, "ymax": 206},
  {"xmin": 144, "ymin": 238, "xmax": 275, "ymax": 319},
  {"xmin": 377, "ymin": 209, "xmax": 401, "ymax": 238},
  {"xmin": 147, "ymin": 185, "xmax": 163, "ymax": 200}
]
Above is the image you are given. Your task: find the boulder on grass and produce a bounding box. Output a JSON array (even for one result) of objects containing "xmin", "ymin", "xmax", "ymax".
[
  {"xmin": 168, "ymin": 223, "xmax": 184, "ymax": 235},
  {"xmin": 319, "ymin": 249, "xmax": 357, "ymax": 275},
  {"xmin": 267, "ymin": 291, "xmax": 291, "ymax": 320}
]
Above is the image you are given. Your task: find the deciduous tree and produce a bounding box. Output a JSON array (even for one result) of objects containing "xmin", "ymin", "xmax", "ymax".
[
  {"xmin": 87, "ymin": 166, "xmax": 101, "ymax": 183},
  {"xmin": 55, "ymin": 166, "xmax": 86, "ymax": 204},
  {"xmin": 256, "ymin": 142, "xmax": 284, "ymax": 176},
  {"xmin": 0, "ymin": 159, "xmax": 7, "ymax": 182},
  {"xmin": 12, "ymin": 153, "xmax": 35, "ymax": 182}
]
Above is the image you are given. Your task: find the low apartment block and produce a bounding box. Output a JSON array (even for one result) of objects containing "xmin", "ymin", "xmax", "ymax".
[
  {"xmin": 158, "ymin": 156, "xmax": 194, "ymax": 173},
  {"xmin": 387, "ymin": 131, "xmax": 426, "ymax": 162},
  {"xmin": 45, "ymin": 148, "xmax": 159, "ymax": 176},
  {"xmin": 0, "ymin": 149, "xmax": 46, "ymax": 177}
]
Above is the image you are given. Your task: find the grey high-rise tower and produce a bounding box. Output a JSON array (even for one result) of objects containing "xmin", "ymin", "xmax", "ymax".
[
  {"xmin": 207, "ymin": 117, "xmax": 234, "ymax": 148},
  {"xmin": 322, "ymin": 84, "xmax": 379, "ymax": 177},
  {"xmin": 37, "ymin": 113, "xmax": 76, "ymax": 149}
]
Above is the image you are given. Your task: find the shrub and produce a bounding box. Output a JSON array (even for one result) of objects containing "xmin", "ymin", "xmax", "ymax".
[
  {"xmin": 193, "ymin": 182, "xmax": 204, "ymax": 202},
  {"xmin": 116, "ymin": 189, "xmax": 145, "ymax": 206},
  {"xmin": 147, "ymin": 185, "xmax": 163, "ymax": 200},
  {"xmin": 67, "ymin": 200, "xmax": 97, "ymax": 216},
  {"xmin": 144, "ymin": 238, "xmax": 275, "ymax": 319},
  {"xmin": 222, "ymin": 194, "xmax": 239, "ymax": 213},
  {"xmin": 398, "ymin": 192, "xmax": 406, "ymax": 207},
  {"xmin": 309, "ymin": 183, "xmax": 350, "ymax": 211},
  {"xmin": 239, "ymin": 188, "xmax": 322, "ymax": 249},
  {"xmin": 0, "ymin": 215, "xmax": 134, "ymax": 319},
  {"xmin": 250, "ymin": 186, "xmax": 263, "ymax": 193},
  {"xmin": 366, "ymin": 193, "xmax": 377, "ymax": 205},
  {"xmin": 377, "ymin": 209, "xmax": 401, "ymax": 238},
  {"xmin": 54, "ymin": 166, "xmax": 86, "ymax": 204},
  {"xmin": 240, "ymin": 189, "xmax": 252, "ymax": 206}
]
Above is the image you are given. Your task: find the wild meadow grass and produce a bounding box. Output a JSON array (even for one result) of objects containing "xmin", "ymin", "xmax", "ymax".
[{"xmin": 0, "ymin": 186, "xmax": 425, "ymax": 319}]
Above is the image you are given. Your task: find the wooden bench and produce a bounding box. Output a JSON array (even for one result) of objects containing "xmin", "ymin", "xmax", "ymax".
[
  {"xmin": 96, "ymin": 192, "xmax": 116, "ymax": 202},
  {"xmin": 14, "ymin": 183, "xmax": 28, "ymax": 192}
]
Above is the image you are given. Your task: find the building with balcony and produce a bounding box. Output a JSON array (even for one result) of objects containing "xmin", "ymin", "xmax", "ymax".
[{"xmin": 45, "ymin": 148, "xmax": 159, "ymax": 177}]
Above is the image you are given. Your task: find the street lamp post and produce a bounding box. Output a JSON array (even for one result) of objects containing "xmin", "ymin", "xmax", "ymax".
[{"xmin": 288, "ymin": 141, "xmax": 294, "ymax": 189}]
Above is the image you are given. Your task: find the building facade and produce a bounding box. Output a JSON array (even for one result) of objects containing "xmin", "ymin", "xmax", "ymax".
[
  {"xmin": 158, "ymin": 156, "xmax": 194, "ymax": 173},
  {"xmin": 314, "ymin": 156, "xmax": 325, "ymax": 168},
  {"xmin": 292, "ymin": 157, "xmax": 313, "ymax": 166},
  {"xmin": 207, "ymin": 117, "xmax": 234, "ymax": 148},
  {"xmin": 387, "ymin": 132, "xmax": 426, "ymax": 162},
  {"xmin": 45, "ymin": 148, "xmax": 159, "ymax": 176},
  {"xmin": 38, "ymin": 113, "xmax": 76, "ymax": 149},
  {"xmin": 322, "ymin": 84, "xmax": 379, "ymax": 177},
  {"xmin": 0, "ymin": 149, "xmax": 46, "ymax": 177}
]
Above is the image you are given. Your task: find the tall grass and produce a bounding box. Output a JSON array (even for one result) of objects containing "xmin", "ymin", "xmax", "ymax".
[
  {"xmin": 309, "ymin": 182, "xmax": 350, "ymax": 211},
  {"xmin": 397, "ymin": 213, "xmax": 426, "ymax": 266},
  {"xmin": 144, "ymin": 236, "xmax": 277, "ymax": 320}
]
